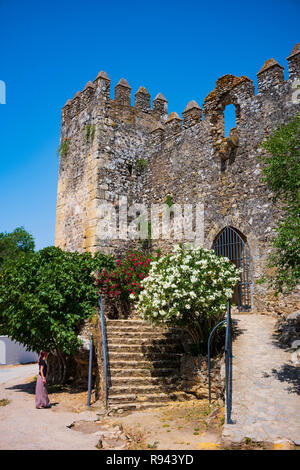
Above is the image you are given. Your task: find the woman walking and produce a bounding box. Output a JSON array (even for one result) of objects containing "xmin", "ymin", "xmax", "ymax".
[{"xmin": 35, "ymin": 351, "xmax": 51, "ymax": 409}]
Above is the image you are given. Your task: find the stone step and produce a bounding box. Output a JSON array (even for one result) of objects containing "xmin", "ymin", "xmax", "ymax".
[
  {"xmin": 106, "ymin": 319, "xmax": 172, "ymax": 329},
  {"xmin": 110, "ymin": 375, "xmax": 179, "ymax": 387},
  {"xmin": 107, "ymin": 333, "xmax": 182, "ymax": 342},
  {"xmin": 109, "ymin": 360, "xmax": 181, "ymax": 370},
  {"xmin": 109, "ymin": 368, "xmax": 179, "ymax": 377},
  {"xmin": 106, "ymin": 325, "xmax": 179, "ymax": 334},
  {"xmin": 108, "ymin": 391, "xmax": 193, "ymax": 404},
  {"xmin": 109, "ymin": 383, "xmax": 181, "ymax": 396},
  {"xmin": 108, "ymin": 351, "xmax": 183, "ymax": 362},
  {"xmin": 107, "ymin": 343, "xmax": 183, "ymax": 353}
]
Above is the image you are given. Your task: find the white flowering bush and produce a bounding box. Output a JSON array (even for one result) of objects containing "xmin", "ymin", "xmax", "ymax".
[{"xmin": 134, "ymin": 244, "xmax": 241, "ymax": 346}]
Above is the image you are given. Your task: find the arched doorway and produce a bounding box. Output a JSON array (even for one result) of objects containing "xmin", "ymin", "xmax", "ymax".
[{"xmin": 212, "ymin": 226, "xmax": 251, "ymax": 312}]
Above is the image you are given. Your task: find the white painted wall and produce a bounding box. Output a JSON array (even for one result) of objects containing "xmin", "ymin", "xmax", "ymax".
[{"xmin": 0, "ymin": 336, "xmax": 38, "ymax": 365}]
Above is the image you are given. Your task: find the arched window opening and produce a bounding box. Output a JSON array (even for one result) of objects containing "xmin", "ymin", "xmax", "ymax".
[
  {"xmin": 219, "ymin": 103, "xmax": 240, "ymax": 172},
  {"xmin": 224, "ymin": 104, "xmax": 237, "ymax": 137}
]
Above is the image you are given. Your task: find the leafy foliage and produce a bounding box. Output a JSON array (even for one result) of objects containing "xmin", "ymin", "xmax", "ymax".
[
  {"xmin": 165, "ymin": 194, "xmax": 174, "ymax": 207},
  {"xmin": 84, "ymin": 123, "xmax": 96, "ymax": 144},
  {"xmin": 0, "ymin": 246, "xmax": 114, "ymax": 361},
  {"xmin": 0, "ymin": 227, "xmax": 35, "ymax": 268},
  {"xmin": 135, "ymin": 158, "xmax": 147, "ymax": 173},
  {"xmin": 57, "ymin": 139, "xmax": 70, "ymax": 156},
  {"xmin": 95, "ymin": 250, "xmax": 155, "ymax": 306},
  {"xmin": 259, "ymin": 112, "xmax": 300, "ymax": 293}
]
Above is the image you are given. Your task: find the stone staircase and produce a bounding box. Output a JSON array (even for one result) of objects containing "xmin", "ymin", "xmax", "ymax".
[{"xmin": 106, "ymin": 319, "xmax": 192, "ymax": 411}]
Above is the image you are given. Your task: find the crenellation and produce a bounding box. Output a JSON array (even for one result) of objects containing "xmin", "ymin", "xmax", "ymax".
[
  {"xmin": 150, "ymin": 121, "xmax": 165, "ymax": 146},
  {"xmin": 70, "ymin": 91, "xmax": 81, "ymax": 118},
  {"xmin": 182, "ymin": 100, "xmax": 202, "ymax": 128},
  {"xmin": 114, "ymin": 78, "xmax": 131, "ymax": 106},
  {"xmin": 134, "ymin": 86, "xmax": 151, "ymax": 111},
  {"xmin": 81, "ymin": 81, "xmax": 95, "ymax": 108},
  {"xmin": 165, "ymin": 111, "xmax": 182, "ymax": 135},
  {"xmin": 55, "ymin": 43, "xmax": 300, "ymax": 316},
  {"xmin": 287, "ymin": 43, "xmax": 300, "ymax": 81},
  {"xmin": 94, "ymin": 71, "xmax": 111, "ymax": 100},
  {"xmin": 257, "ymin": 59, "xmax": 285, "ymax": 93},
  {"xmin": 153, "ymin": 92, "xmax": 168, "ymax": 119}
]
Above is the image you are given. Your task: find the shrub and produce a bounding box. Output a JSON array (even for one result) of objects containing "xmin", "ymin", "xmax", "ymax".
[
  {"xmin": 0, "ymin": 246, "xmax": 114, "ymax": 383},
  {"xmin": 134, "ymin": 244, "xmax": 241, "ymax": 345},
  {"xmin": 259, "ymin": 112, "xmax": 300, "ymax": 293},
  {"xmin": 95, "ymin": 250, "xmax": 155, "ymax": 307}
]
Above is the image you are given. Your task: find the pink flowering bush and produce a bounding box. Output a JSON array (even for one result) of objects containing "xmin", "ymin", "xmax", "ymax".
[{"xmin": 94, "ymin": 251, "xmax": 155, "ymax": 308}]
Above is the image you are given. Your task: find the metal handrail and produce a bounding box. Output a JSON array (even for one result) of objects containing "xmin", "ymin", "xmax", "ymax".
[
  {"xmin": 98, "ymin": 295, "xmax": 109, "ymax": 408},
  {"xmin": 208, "ymin": 319, "xmax": 227, "ymax": 405},
  {"xmin": 87, "ymin": 333, "xmax": 93, "ymax": 406},
  {"xmin": 224, "ymin": 300, "xmax": 233, "ymax": 424},
  {"xmin": 207, "ymin": 299, "xmax": 233, "ymax": 424}
]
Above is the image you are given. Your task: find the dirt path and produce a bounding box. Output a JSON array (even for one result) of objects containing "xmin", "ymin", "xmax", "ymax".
[
  {"xmin": 0, "ymin": 368, "xmax": 101, "ymax": 450},
  {"xmin": 110, "ymin": 400, "xmax": 223, "ymax": 450},
  {"xmin": 0, "ymin": 365, "xmax": 224, "ymax": 450}
]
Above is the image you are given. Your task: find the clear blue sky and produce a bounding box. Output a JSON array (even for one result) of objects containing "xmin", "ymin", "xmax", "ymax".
[{"xmin": 0, "ymin": 0, "xmax": 299, "ymax": 250}]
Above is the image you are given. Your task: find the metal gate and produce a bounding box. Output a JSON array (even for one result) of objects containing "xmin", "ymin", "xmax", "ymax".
[{"xmin": 213, "ymin": 226, "xmax": 251, "ymax": 312}]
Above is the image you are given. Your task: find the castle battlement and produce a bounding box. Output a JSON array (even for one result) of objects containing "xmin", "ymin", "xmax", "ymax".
[
  {"xmin": 55, "ymin": 43, "xmax": 299, "ymax": 315},
  {"xmin": 61, "ymin": 43, "xmax": 300, "ymax": 141}
]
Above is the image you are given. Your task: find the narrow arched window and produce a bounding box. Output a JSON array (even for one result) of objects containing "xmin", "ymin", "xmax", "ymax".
[{"xmin": 223, "ymin": 104, "xmax": 237, "ymax": 137}]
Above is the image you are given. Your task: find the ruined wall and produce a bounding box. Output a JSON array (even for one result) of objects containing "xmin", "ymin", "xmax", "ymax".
[{"xmin": 55, "ymin": 43, "xmax": 300, "ymax": 315}]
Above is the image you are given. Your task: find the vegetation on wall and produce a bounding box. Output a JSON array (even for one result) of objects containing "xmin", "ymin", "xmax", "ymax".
[
  {"xmin": 135, "ymin": 158, "xmax": 147, "ymax": 173},
  {"xmin": 165, "ymin": 194, "xmax": 174, "ymax": 207},
  {"xmin": 57, "ymin": 139, "xmax": 70, "ymax": 156},
  {"xmin": 259, "ymin": 112, "xmax": 300, "ymax": 293},
  {"xmin": 84, "ymin": 123, "xmax": 96, "ymax": 144}
]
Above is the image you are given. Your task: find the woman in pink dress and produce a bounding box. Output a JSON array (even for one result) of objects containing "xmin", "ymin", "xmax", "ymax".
[{"xmin": 35, "ymin": 351, "xmax": 51, "ymax": 409}]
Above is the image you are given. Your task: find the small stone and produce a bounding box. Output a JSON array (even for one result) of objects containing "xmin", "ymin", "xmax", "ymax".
[
  {"xmin": 291, "ymin": 340, "xmax": 300, "ymax": 349},
  {"xmin": 287, "ymin": 310, "xmax": 300, "ymax": 321},
  {"xmin": 273, "ymin": 439, "xmax": 295, "ymax": 450},
  {"xmin": 290, "ymin": 351, "xmax": 300, "ymax": 365}
]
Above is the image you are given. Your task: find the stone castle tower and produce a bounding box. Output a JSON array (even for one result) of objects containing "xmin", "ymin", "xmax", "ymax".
[{"xmin": 55, "ymin": 43, "xmax": 300, "ymax": 315}]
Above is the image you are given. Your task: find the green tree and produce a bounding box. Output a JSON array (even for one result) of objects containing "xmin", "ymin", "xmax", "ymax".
[
  {"xmin": 0, "ymin": 246, "xmax": 114, "ymax": 383},
  {"xmin": 259, "ymin": 112, "xmax": 300, "ymax": 293},
  {"xmin": 0, "ymin": 227, "xmax": 35, "ymax": 267}
]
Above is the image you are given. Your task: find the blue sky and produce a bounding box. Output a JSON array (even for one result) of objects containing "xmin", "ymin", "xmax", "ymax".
[{"xmin": 0, "ymin": 0, "xmax": 299, "ymax": 250}]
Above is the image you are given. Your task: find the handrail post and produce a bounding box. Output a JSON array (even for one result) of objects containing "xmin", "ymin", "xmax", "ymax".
[
  {"xmin": 98, "ymin": 295, "xmax": 109, "ymax": 408},
  {"xmin": 208, "ymin": 299, "xmax": 233, "ymax": 425},
  {"xmin": 225, "ymin": 299, "xmax": 232, "ymax": 424},
  {"xmin": 87, "ymin": 333, "xmax": 93, "ymax": 406},
  {"xmin": 208, "ymin": 319, "xmax": 227, "ymax": 405}
]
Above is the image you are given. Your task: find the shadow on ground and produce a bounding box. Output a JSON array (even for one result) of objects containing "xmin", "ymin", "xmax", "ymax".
[
  {"xmin": 6, "ymin": 380, "xmax": 36, "ymax": 395},
  {"xmin": 271, "ymin": 364, "xmax": 300, "ymax": 395}
]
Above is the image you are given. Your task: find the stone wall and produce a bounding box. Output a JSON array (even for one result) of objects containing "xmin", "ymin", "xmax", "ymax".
[{"xmin": 55, "ymin": 43, "xmax": 300, "ymax": 316}]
